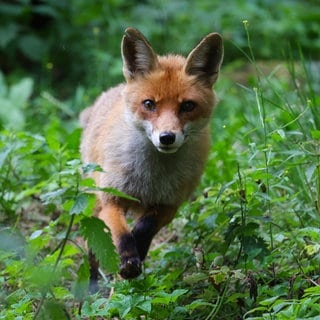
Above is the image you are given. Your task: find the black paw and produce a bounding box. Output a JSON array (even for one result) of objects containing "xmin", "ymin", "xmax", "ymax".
[
  {"xmin": 89, "ymin": 278, "xmax": 99, "ymax": 294},
  {"xmin": 119, "ymin": 256, "xmax": 142, "ymax": 279}
]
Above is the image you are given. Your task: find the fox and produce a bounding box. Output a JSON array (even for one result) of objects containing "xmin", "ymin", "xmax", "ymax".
[{"xmin": 80, "ymin": 27, "xmax": 223, "ymax": 286}]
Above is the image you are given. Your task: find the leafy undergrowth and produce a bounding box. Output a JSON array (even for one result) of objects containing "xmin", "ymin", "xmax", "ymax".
[{"xmin": 1, "ymin": 30, "xmax": 320, "ymax": 320}]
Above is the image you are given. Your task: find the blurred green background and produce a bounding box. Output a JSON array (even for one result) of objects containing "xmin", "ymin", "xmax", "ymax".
[{"xmin": 1, "ymin": 0, "xmax": 319, "ymax": 101}]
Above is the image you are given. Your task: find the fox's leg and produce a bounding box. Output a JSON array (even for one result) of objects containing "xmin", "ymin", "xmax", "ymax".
[
  {"xmin": 88, "ymin": 249, "xmax": 100, "ymax": 293},
  {"xmin": 98, "ymin": 201, "xmax": 142, "ymax": 279},
  {"xmin": 132, "ymin": 205, "xmax": 177, "ymax": 261},
  {"xmin": 88, "ymin": 202, "xmax": 102, "ymax": 292}
]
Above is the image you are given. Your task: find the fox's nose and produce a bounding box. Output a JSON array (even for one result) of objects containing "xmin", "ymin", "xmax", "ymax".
[{"xmin": 159, "ymin": 131, "xmax": 176, "ymax": 145}]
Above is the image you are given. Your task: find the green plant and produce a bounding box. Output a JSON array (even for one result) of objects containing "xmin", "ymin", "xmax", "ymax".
[
  {"xmin": 1, "ymin": 3, "xmax": 320, "ymax": 318},
  {"xmin": 0, "ymin": 72, "xmax": 33, "ymax": 130}
]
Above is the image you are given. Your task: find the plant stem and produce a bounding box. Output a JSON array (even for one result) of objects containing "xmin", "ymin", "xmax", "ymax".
[{"xmin": 33, "ymin": 213, "xmax": 76, "ymax": 320}]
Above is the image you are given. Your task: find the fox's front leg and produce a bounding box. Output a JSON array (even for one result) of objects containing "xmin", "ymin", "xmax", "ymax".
[
  {"xmin": 97, "ymin": 201, "xmax": 142, "ymax": 279},
  {"xmin": 132, "ymin": 205, "xmax": 177, "ymax": 261}
]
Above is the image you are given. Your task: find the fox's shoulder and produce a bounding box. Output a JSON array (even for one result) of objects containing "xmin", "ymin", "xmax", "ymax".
[{"xmin": 79, "ymin": 84, "xmax": 125, "ymax": 128}]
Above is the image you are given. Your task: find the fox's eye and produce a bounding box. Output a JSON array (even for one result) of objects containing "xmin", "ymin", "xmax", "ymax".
[
  {"xmin": 142, "ymin": 99, "xmax": 156, "ymax": 111},
  {"xmin": 180, "ymin": 100, "xmax": 196, "ymax": 113}
]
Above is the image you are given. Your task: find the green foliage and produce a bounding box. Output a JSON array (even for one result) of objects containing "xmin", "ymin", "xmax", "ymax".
[
  {"xmin": 0, "ymin": 73, "xmax": 33, "ymax": 129},
  {"xmin": 80, "ymin": 217, "xmax": 119, "ymax": 273},
  {"xmin": 1, "ymin": 0, "xmax": 319, "ymax": 97},
  {"xmin": 1, "ymin": 1, "xmax": 320, "ymax": 319}
]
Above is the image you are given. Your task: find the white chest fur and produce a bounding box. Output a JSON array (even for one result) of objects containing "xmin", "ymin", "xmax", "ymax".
[{"xmin": 99, "ymin": 127, "xmax": 205, "ymax": 207}]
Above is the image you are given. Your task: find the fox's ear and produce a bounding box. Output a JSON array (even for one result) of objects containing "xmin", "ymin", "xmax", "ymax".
[
  {"xmin": 121, "ymin": 28, "xmax": 158, "ymax": 80},
  {"xmin": 185, "ymin": 33, "xmax": 223, "ymax": 86}
]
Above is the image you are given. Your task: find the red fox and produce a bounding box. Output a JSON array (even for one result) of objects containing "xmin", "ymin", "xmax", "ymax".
[{"xmin": 80, "ymin": 28, "xmax": 223, "ymax": 285}]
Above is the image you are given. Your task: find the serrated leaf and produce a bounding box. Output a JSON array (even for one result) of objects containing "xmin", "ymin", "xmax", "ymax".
[
  {"xmin": 70, "ymin": 194, "xmax": 88, "ymax": 215},
  {"xmin": 80, "ymin": 217, "xmax": 119, "ymax": 273}
]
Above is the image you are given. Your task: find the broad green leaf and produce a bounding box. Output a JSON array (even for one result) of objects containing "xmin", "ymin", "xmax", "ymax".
[
  {"xmin": 0, "ymin": 23, "xmax": 18, "ymax": 48},
  {"xmin": 9, "ymin": 77, "xmax": 33, "ymax": 108},
  {"xmin": 46, "ymin": 134, "xmax": 61, "ymax": 152},
  {"xmin": 183, "ymin": 272, "xmax": 208, "ymax": 285},
  {"xmin": 70, "ymin": 194, "xmax": 88, "ymax": 215},
  {"xmin": 186, "ymin": 299, "xmax": 214, "ymax": 311},
  {"xmin": 311, "ymin": 130, "xmax": 320, "ymax": 139},
  {"xmin": 18, "ymin": 34, "xmax": 46, "ymax": 62},
  {"xmin": 0, "ymin": 97, "xmax": 25, "ymax": 129},
  {"xmin": 137, "ymin": 300, "xmax": 152, "ymax": 313},
  {"xmin": 0, "ymin": 228, "xmax": 25, "ymax": 253},
  {"xmin": 39, "ymin": 300, "xmax": 69, "ymax": 320},
  {"xmin": 72, "ymin": 258, "xmax": 90, "ymax": 301},
  {"xmin": 80, "ymin": 217, "xmax": 119, "ymax": 273},
  {"xmin": 152, "ymin": 289, "xmax": 188, "ymax": 304}
]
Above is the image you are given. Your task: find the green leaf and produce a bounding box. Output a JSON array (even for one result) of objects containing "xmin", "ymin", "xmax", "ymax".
[
  {"xmin": 311, "ymin": 130, "xmax": 320, "ymax": 140},
  {"xmin": 152, "ymin": 289, "xmax": 188, "ymax": 304},
  {"xmin": 80, "ymin": 217, "xmax": 119, "ymax": 273},
  {"xmin": 40, "ymin": 188, "xmax": 68, "ymax": 204},
  {"xmin": 0, "ymin": 97, "xmax": 25, "ymax": 129},
  {"xmin": 137, "ymin": 300, "xmax": 152, "ymax": 313},
  {"xmin": 39, "ymin": 300, "xmax": 69, "ymax": 320},
  {"xmin": 70, "ymin": 194, "xmax": 88, "ymax": 215},
  {"xmin": 18, "ymin": 34, "xmax": 46, "ymax": 62},
  {"xmin": 183, "ymin": 272, "xmax": 208, "ymax": 285},
  {"xmin": 9, "ymin": 77, "xmax": 33, "ymax": 108},
  {"xmin": 0, "ymin": 23, "xmax": 18, "ymax": 48},
  {"xmin": 84, "ymin": 186, "xmax": 140, "ymax": 202},
  {"xmin": 82, "ymin": 163, "xmax": 104, "ymax": 174},
  {"xmin": 99, "ymin": 187, "xmax": 140, "ymax": 202},
  {"xmin": 0, "ymin": 145, "xmax": 12, "ymax": 167},
  {"xmin": 72, "ymin": 258, "xmax": 90, "ymax": 301},
  {"xmin": 186, "ymin": 299, "xmax": 213, "ymax": 311},
  {"xmin": 46, "ymin": 134, "xmax": 61, "ymax": 152}
]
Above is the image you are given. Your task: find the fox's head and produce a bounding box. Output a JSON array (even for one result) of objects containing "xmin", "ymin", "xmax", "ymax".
[{"xmin": 122, "ymin": 28, "xmax": 223, "ymax": 154}]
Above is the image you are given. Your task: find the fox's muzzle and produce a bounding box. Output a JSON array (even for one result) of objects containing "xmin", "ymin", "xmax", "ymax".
[{"xmin": 159, "ymin": 131, "xmax": 176, "ymax": 145}]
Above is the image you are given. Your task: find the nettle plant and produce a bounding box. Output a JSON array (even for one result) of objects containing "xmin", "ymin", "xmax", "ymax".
[{"xmin": 0, "ymin": 119, "xmax": 120, "ymax": 318}]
